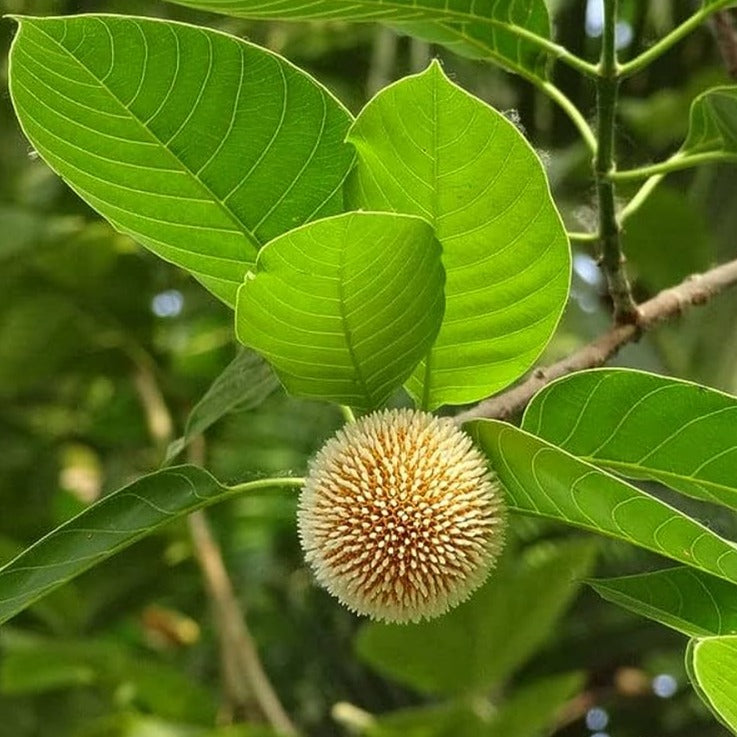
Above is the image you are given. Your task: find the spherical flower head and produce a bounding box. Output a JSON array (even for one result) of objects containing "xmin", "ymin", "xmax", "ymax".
[{"xmin": 298, "ymin": 408, "xmax": 506, "ymax": 623}]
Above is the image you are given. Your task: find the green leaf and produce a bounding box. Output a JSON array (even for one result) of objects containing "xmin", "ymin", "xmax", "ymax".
[
  {"xmin": 8, "ymin": 14, "xmax": 354, "ymax": 305},
  {"xmin": 346, "ymin": 61, "xmax": 569, "ymax": 409},
  {"xmin": 356, "ymin": 539, "xmax": 596, "ymax": 695},
  {"xmin": 590, "ymin": 567, "xmax": 737, "ymax": 637},
  {"xmin": 683, "ymin": 86, "xmax": 737, "ymax": 155},
  {"xmin": 235, "ymin": 211, "xmax": 445, "ymax": 410},
  {"xmin": 469, "ymin": 420, "xmax": 737, "ymax": 586},
  {"xmin": 166, "ymin": 348, "xmax": 279, "ymax": 461},
  {"xmin": 522, "ymin": 369, "xmax": 737, "ymax": 509},
  {"xmin": 165, "ymin": 0, "xmax": 553, "ymax": 78},
  {"xmin": 687, "ymin": 635, "xmax": 737, "ymax": 733},
  {"xmin": 0, "ymin": 466, "xmax": 290, "ymax": 625}
]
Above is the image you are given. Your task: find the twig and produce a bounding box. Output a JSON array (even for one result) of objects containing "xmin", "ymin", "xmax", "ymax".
[
  {"xmin": 188, "ymin": 506, "xmax": 299, "ymax": 735},
  {"xmin": 131, "ymin": 359, "xmax": 298, "ymax": 734},
  {"xmin": 594, "ymin": 0, "xmax": 638, "ymax": 324},
  {"xmin": 455, "ymin": 257, "xmax": 737, "ymax": 423}
]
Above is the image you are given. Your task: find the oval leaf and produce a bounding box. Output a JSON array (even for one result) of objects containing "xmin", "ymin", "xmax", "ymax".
[
  {"xmin": 687, "ymin": 636, "xmax": 737, "ymax": 732},
  {"xmin": 468, "ymin": 420, "xmax": 737, "ymax": 586},
  {"xmin": 236, "ymin": 212, "xmax": 445, "ymax": 410},
  {"xmin": 590, "ymin": 567, "xmax": 737, "ymax": 637},
  {"xmin": 165, "ymin": 0, "xmax": 553, "ymax": 77},
  {"xmin": 522, "ymin": 369, "xmax": 737, "ymax": 509},
  {"xmin": 346, "ymin": 61, "xmax": 569, "ymax": 409},
  {"xmin": 8, "ymin": 14, "xmax": 354, "ymax": 305},
  {"xmin": 684, "ymin": 86, "xmax": 737, "ymax": 154},
  {"xmin": 0, "ymin": 466, "xmax": 296, "ymax": 625}
]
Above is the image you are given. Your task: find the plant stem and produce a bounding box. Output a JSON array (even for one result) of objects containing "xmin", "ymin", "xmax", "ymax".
[
  {"xmin": 618, "ymin": 172, "xmax": 666, "ymax": 223},
  {"xmin": 610, "ymin": 151, "xmax": 737, "ymax": 181},
  {"xmin": 619, "ymin": 0, "xmax": 734, "ymax": 78},
  {"xmin": 340, "ymin": 405, "xmax": 356, "ymax": 423},
  {"xmin": 568, "ymin": 231, "xmax": 598, "ymax": 244},
  {"xmin": 541, "ymin": 80, "xmax": 597, "ymax": 154},
  {"xmin": 594, "ymin": 0, "xmax": 638, "ymax": 324}
]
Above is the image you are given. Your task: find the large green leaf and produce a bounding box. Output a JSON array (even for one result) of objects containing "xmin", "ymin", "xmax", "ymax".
[
  {"xmin": 166, "ymin": 348, "xmax": 279, "ymax": 461},
  {"xmin": 469, "ymin": 420, "xmax": 737, "ymax": 585},
  {"xmin": 8, "ymin": 14, "xmax": 354, "ymax": 305},
  {"xmin": 683, "ymin": 86, "xmax": 737, "ymax": 154},
  {"xmin": 356, "ymin": 539, "xmax": 596, "ymax": 695},
  {"xmin": 522, "ymin": 369, "xmax": 737, "ymax": 509},
  {"xmin": 0, "ymin": 466, "xmax": 297, "ymax": 625},
  {"xmin": 590, "ymin": 567, "xmax": 737, "ymax": 637},
  {"xmin": 346, "ymin": 61, "xmax": 569, "ymax": 409},
  {"xmin": 165, "ymin": 0, "xmax": 553, "ymax": 77},
  {"xmin": 687, "ymin": 636, "xmax": 737, "ymax": 733},
  {"xmin": 236, "ymin": 212, "xmax": 445, "ymax": 410}
]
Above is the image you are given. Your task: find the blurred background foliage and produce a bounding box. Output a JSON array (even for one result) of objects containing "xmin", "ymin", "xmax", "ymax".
[{"xmin": 1, "ymin": 1, "xmax": 736, "ymax": 735}]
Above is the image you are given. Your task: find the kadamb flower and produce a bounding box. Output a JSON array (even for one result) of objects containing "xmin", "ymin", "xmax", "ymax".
[{"xmin": 298, "ymin": 409, "xmax": 506, "ymax": 623}]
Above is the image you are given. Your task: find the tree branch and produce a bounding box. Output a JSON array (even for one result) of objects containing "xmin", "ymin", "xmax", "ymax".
[
  {"xmin": 188, "ymin": 506, "xmax": 299, "ymax": 735},
  {"xmin": 455, "ymin": 257, "xmax": 737, "ymax": 424}
]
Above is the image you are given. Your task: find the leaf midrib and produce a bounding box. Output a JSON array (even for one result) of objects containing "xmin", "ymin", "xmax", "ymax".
[{"xmin": 30, "ymin": 18, "xmax": 261, "ymax": 252}]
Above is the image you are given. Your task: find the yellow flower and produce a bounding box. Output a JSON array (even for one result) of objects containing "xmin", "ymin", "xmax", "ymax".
[{"xmin": 298, "ymin": 409, "xmax": 506, "ymax": 623}]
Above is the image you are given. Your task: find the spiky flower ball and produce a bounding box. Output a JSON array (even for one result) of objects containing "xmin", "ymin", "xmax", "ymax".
[{"xmin": 298, "ymin": 409, "xmax": 506, "ymax": 623}]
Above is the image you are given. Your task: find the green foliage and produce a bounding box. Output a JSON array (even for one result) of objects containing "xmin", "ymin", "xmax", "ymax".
[
  {"xmin": 347, "ymin": 61, "xmax": 569, "ymax": 408},
  {"xmin": 0, "ymin": 467, "xmax": 301, "ymax": 625},
  {"xmin": 8, "ymin": 14, "xmax": 354, "ymax": 304},
  {"xmin": 166, "ymin": 348, "xmax": 278, "ymax": 460},
  {"xmin": 165, "ymin": 0, "xmax": 554, "ymax": 76},
  {"xmin": 470, "ymin": 420, "xmax": 737, "ymax": 584},
  {"xmin": 236, "ymin": 212, "xmax": 444, "ymax": 409},
  {"xmin": 590, "ymin": 567, "xmax": 737, "ymax": 637},
  {"xmin": 3, "ymin": 1, "xmax": 737, "ymax": 736},
  {"xmin": 687, "ymin": 636, "xmax": 737, "ymax": 732},
  {"xmin": 523, "ymin": 368, "xmax": 737, "ymax": 509},
  {"xmin": 684, "ymin": 86, "xmax": 737, "ymax": 154}
]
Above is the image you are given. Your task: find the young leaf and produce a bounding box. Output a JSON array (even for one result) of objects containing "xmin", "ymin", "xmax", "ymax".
[
  {"xmin": 235, "ymin": 212, "xmax": 445, "ymax": 411},
  {"xmin": 0, "ymin": 466, "xmax": 297, "ymax": 625},
  {"xmin": 590, "ymin": 567, "xmax": 737, "ymax": 637},
  {"xmin": 346, "ymin": 61, "xmax": 569, "ymax": 409},
  {"xmin": 687, "ymin": 636, "xmax": 737, "ymax": 733},
  {"xmin": 164, "ymin": 0, "xmax": 553, "ymax": 78},
  {"xmin": 8, "ymin": 14, "xmax": 354, "ymax": 305},
  {"xmin": 356, "ymin": 539, "xmax": 596, "ymax": 695},
  {"xmin": 522, "ymin": 369, "xmax": 737, "ymax": 509},
  {"xmin": 166, "ymin": 348, "xmax": 279, "ymax": 461},
  {"xmin": 683, "ymin": 86, "xmax": 737, "ymax": 155},
  {"xmin": 468, "ymin": 420, "xmax": 737, "ymax": 586}
]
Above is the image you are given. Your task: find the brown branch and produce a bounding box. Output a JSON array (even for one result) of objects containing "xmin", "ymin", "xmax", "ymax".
[
  {"xmin": 188, "ymin": 508, "xmax": 298, "ymax": 735},
  {"xmin": 131, "ymin": 361, "xmax": 297, "ymax": 734},
  {"xmin": 455, "ymin": 257, "xmax": 737, "ymax": 424},
  {"xmin": 186, "ymin": 438, "xmax": 298, "ymax": 735}
]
